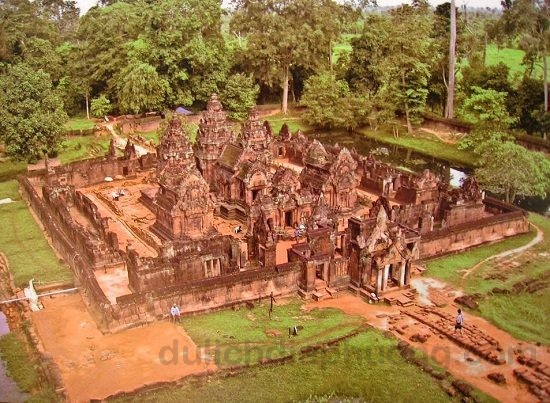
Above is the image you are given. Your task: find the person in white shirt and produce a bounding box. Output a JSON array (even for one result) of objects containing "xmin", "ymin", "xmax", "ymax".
[{"xmin": 170, "ymin": 304, "xmax": 181, "ymax": 322}]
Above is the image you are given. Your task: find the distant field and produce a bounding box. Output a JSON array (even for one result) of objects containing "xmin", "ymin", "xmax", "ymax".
[
  {"xmin": 64, "ymin": 117, "xmax": 96, "ymax": 131},
  {"xmin": 485, "ymin": 44, "xmax": 547, "ymax": 79}
]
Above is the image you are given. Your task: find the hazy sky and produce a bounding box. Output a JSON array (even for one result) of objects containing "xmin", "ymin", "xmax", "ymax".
[{"xmin": 76, "ymin": 0, "xmax": 503, "ymax": 16}]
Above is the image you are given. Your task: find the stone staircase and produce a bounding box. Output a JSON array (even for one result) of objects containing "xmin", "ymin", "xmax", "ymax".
[{"xmin": 312, "ymin": 279, "xmax": 338, "ymax": 301}]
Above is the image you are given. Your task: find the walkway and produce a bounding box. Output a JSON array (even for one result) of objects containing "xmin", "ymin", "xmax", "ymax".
[
  {"xmin": 461, "ymin": 222, "xmax": 543, "ymax": 281},
  {"xmin": 308, "ymin": 289, "xmax": 549, "ymax": 403}
]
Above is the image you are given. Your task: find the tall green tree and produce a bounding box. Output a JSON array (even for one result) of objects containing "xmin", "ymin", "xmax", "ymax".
[
  {"xmin": 74, "ymin": 2, "xmax": 144, "ymax": 104},
  {"xmin": 116, "ymin": 61, "xmax": 169, "ymax": 114},
  {"xmin": 476, "ymin": 140, "xmax": 550, "ymax": 203},
  {"xmin": 386, "ymin": 3, "xmax": 435, "ymax": 133},
  {"xmin": 231, "ymin": 0, "xmax": 359, "ymax": 114},
  {"xmin": 219, "ymin": 73, "xmax": 259, "ymax": 121},
  {"xmin": 458, "ymin": 86, "xmax": 515, "ymax": 150},
  {"xmin": 301, "ymin": 71, "xmax": 369, "ymax": 130},
  {"xmin": 0, "ymin": 63, "xmax": 67, "ymax": 160}
]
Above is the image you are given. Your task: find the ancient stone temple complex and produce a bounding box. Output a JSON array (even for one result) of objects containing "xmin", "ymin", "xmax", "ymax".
[{"xmin": 20, "ymin": 94, "xmax": 530, "ymax": 331}]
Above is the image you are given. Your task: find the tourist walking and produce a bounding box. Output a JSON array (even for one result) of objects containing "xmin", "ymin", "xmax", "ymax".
[{"xmin": 455, "ymin": 308, "xmax": 464, "ymax": 334}]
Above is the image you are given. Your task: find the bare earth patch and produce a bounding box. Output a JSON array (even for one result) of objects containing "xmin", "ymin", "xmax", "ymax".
[
  {"xmin": 31, "ymin": 293, "xmax": 215, "ymax": 402},
  {"xmin": 308, "ymin": 291, "xmax": 550, "ymax": 403}
]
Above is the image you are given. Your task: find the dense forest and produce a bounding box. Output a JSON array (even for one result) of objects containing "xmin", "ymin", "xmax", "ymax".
[{"xmin": 0, "ymin": 0, "xmax": 549, "ymax": 203}]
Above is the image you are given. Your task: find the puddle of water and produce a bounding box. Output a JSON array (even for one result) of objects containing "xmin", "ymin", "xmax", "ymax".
[{"xmin": 0, "ymin": 311, "xmax": 31, "ymax": 403}]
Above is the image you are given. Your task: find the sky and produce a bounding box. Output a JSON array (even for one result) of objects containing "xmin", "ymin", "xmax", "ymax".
[{"xmin": 76, "ymin": 0, "xmax": 504, "ymax": 16}]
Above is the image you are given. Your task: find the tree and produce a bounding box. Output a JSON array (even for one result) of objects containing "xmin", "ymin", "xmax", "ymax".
[
  {"xmin": 219, "ymin": 73, "xmax": 259, "ymax": 121},
  {"xmin": 476, "ymin": 140, "xmax": 550, "ymax": 203},
  {"xmin": 90, "ymin": 95, "xmax": 112, "ymax": 118},
  {"xmin": 301, "ymin": 71, "xmax": 369, "ymax": 130},
  {"xmin": 347, "ymin": 14, "xmax": 391, "ymax": 95},
  {"xmin": 459, "ymin": 86, "xmax": 515, "ymax": 150},
  {"xmin": 460, "ymin": 62, "xmax": 512, "ymax": 97},
  {"xmin": 509, "ymin": 76, "xmax": 545, "ymax": 135},
  {"xmin": 386, "ymin": 4, "xmax": 434, "ymax": 133},
  {"xmin": 0, "ymin": 63, "xmax": 67, "ymax": 160},
  {"xmin": 116, "ymin": 61, "xmax": 169, "ymax": 114},
  {"xmin": 231, "ymin": 0, "xmax": 358, "ymax": 114},
  {"xmin": 445, "ymin": 0, "xmax": 456, "ymax": 119},
  {"xmin": 459, "ymin": 86, "xmax": 515, "ymax": 130}
]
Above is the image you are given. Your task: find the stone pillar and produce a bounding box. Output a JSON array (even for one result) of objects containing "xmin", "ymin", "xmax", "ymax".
[
  {"xmin": 382, "ymin": 264, "xmax": 390, "ymax": 291},
  {"xmin": 376, "ymin": 268, "xmax": 383, "ymax": 294},
  {"xmin": 399, "ymin": 261, "xmax": 406, "ymax": 287}
]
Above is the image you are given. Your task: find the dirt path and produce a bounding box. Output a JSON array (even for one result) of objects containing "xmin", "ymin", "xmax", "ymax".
[
  {"xmin": 460, "ymin": 222, "xmax": 543, "ymax": 282},
  {"xmin": 31, "ymin": 293, "xmax": 215, "ymax": 402},
  {"xmin": 308, "ymin": 289, "xmax": 549, "ymax": 403}
]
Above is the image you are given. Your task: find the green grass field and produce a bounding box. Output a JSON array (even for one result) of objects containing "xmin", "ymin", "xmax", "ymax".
[
  {"xmin": 134, "ymin": 130, "xmax": 160, "ymax": 144},
  {"xmin": 180, "ymin": 299, "xmax": 364, "ymax": 366},
  {"xmin": 0, "ymin": 181, "xmax": 72, "ymax": 287},
  {"xmin": 58, "ymin": 135, "xmax": 111, "ymax": 164},
  {"xmin": 425, "ymin": 214, "xmax": 550, "ymax": 344},
  {"xmin": 265, "ymin": 110, "xmax": 311, "ymax": 134},
  {"xmin": 113, "ymin": 330, "xmax": 459, "ymax": 403},
  {"xmin": 359, "ymin": 126, "xmax": 477, "ymax": 167},
  {"xmin": 0, "ymin": 333, "xmax": 58, "ymax": 401},
  {"xmin": 64, "ymin": 117, "xmax": 96, "ymax": 131},
  {"xmin": 0, "ymin": 159, "xmax": 26, "ymax": 182},
  {"xmin": 486, "ymin": 44, "xmax": 548, "ymax": 79}
]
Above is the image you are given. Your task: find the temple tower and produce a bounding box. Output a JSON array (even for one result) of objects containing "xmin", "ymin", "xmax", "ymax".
[
  {"xmin": 195, "ymin": 93, "xmax": 233, "ymax": 185},
  {"xmin": 152, "ymin": 118, "xmax": 214, "ymax": 240}
]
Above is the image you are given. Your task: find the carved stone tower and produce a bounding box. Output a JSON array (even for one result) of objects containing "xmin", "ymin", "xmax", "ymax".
[
  {"xmin": 195, "ymin": 93, "xmax": 233, "ymax": 186},
  {"xmin": 152, "ymin": 118, "xmax": 214, "ymax": 240}
]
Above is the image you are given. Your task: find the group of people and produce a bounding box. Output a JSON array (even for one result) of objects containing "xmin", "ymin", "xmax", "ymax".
[{"xmin": 167, "ymin": 302, "xmax": 466, "ymax": 342}]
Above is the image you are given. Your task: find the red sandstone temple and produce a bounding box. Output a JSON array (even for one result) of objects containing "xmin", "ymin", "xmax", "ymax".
[{"xmin": 20, "ymin": 94, "xmax": 530, "ymax": 331}]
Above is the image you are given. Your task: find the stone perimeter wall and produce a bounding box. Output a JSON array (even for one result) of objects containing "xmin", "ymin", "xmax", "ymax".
[
  {"xmin": 18, "ymin": 176, "xmax": 115, "ymax": 329},
  {"xmin": 113, "ymin": 263, "xmax": 301, "ymax": 328},
  {"xmin": 419, "ymin": 198, "xmax": 530, "ymax": 259}
]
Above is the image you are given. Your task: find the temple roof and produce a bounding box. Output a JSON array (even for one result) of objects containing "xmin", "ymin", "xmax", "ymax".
[{"xmin": 218, "ymin": 144, "xmax": 244, "ymax": 170}]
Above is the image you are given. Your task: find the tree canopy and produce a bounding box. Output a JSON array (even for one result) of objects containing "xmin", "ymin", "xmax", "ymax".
[{"xmin": 0, "ymin": 63, "xmax": 68, "ymax": 160}]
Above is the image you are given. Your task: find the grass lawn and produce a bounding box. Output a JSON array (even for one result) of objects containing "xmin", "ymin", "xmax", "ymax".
[
  {"xmin": 0, "ymin": 333, "xmax": 38, "ymax": 392},
  {"xmin": 113, "ymin": 330, "xmax": 459, "ymax": 403},
  {"xmin": 425, "ymin": 214, "xmax": 550, "ymax": 344},
  {"xmin": 0, "ymin": 159, "xmax": 27, "ymax": 182},
  {"xmin": 0, "ymin": 333, "xmax": 58, "ymax": 401},
  {"xmin": 58, "ymin": 135, "xmax": 111, "ymax": 164},
  {"xmin": 265, "ymin": 110, "xmax": 312, "ymax": 134},
  {"xmin": 0, "ymin": 181, "xmax": 72, "ymax": 287},
  {"xmin": 486, "ymin": 44, "xmax": 548, "ymax": 79},
  {"xmin": 64, "ymin": 117, "xmax": 96, "ymax": 131},
  {"xmin": 180, "ymin": 298, "xmax": 364, "ymax": 366},
  {"xmin": 359, "ymin": 127, "xmax": 477, "ymax": 167}
]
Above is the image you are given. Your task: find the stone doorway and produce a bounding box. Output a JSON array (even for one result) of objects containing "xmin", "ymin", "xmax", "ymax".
[{"xmin": 285, "ymin": 211, "xmax": 293, "ymax": 227}]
